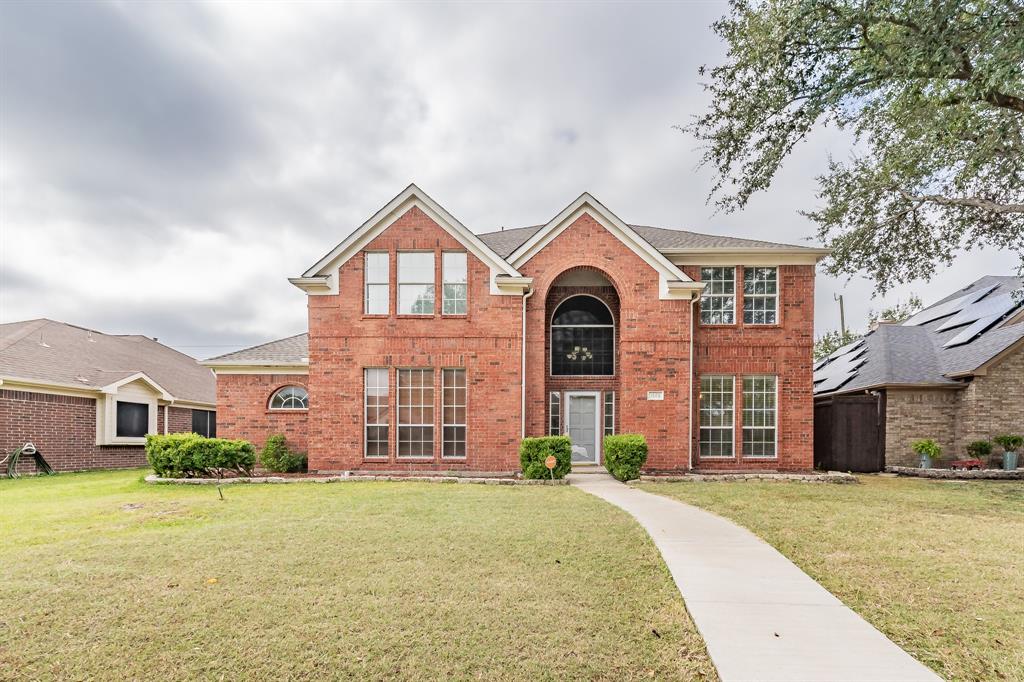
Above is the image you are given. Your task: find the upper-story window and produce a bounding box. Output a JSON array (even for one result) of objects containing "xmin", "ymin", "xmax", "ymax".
[
  {"xmin": 743, "ymin": 267, "xmax": 778, "ymax": 324},
  {"xmin": 398, "ymin": 252, "xmax": 435, "ymax": 314},
  {"xmin": 550, "ymin": 295, "xmax": 614, "ymax": 376},
  {"xmin": 700, "ymin": 267, "xmax": 735, "ymax": 324},
  {"xmin": 269, "ymin": 386, "xmax": 309, "ymax": 410},
  {"xmin": 364, "ymin": 252, "xmax": 389, "ymax": 315},
  {"xmin": 442, "ymin": 252, "xmax": 468, "ymax": 315}
]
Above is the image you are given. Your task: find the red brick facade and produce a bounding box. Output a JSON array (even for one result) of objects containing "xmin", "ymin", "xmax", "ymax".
[
  {"xmin": 0, "ymin": 389, "xmax": 197, "ymax": 473},
  {"xmin": 214, "ymin": 200, "xmax": 817, "ymax": 473}
]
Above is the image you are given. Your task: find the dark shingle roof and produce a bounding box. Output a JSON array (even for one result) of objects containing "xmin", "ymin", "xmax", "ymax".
[
  {"xmin": 814, "ymin": 276, "xmax": 1024, "ymax": 395},
  {"xmin": 204, "ymin": 333, "xmax": 309, "ymax": 365},
  {"xmin": 476, "ymin": 223, "xmax": 823, "ymax": 258},
  {"xmin": 0, "ymin": 319, "xmax": 215, "ymax": 404}
]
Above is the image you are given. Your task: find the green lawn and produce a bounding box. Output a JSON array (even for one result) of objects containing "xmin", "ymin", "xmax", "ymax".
[
  {"xmin": 0, "ymin": 470, "xmax": 715, "ymax": 681},
  {"xmin": 637, "ymin": 475, "xmax": 1024, "ymax": 682}
]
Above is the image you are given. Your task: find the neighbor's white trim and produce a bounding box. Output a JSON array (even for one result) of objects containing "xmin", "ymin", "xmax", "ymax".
[
  {"xmin": 0, "ymin": 375, "xmax": 212, "ymax": 408},
  {"xmin": 99, "ymin": 372, "xmax": 173, "ymax": 401},
  {"xmin": 506, "ymin": 193, "xmax": 702, "ymax": 300},
  {"xmin": 296, "ymin": 183, "xmax": 522, "ymax": 296},
  {"xmin": 565, "ymin": 391, "xmax": 602, "ymax": 465}
]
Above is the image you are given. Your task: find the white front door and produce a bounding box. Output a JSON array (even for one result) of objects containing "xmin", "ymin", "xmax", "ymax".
[{"xmin": 566, "ymin": 392, "xmax": 600, "ymax": 464}]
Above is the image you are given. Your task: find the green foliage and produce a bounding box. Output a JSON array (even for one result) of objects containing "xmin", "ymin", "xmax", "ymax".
[
  {"xmin": 966, "ymin": 440, "xmax": 993, "ymax": 458},
  {"xmin": 911, "ymin": 438, "xmax": 942, "ymax": 459},
  {"xmin": 686, "ymin": 0, "xmax": 1024, "ymax": 292},
  {"xmin": 146, "ymin": 433, "xmax": 256, "ymax": 478},
  {"xmin": 258, "ymin": 434, "xmax": 307, "ymax": 473},
  {"xmin": 868, "ymin": 294, "xmax": 924, "ymax": 325},
  {"xmin": 603, "ymin": 434, "xmax": 649, "ymax": 482},
  {"xmin": 519, "ymin": 436, "xmax": 572, "ymax": 479},
  {"xmin": 994, "ymin": 434, "xmax": 1024, "ymax": 451},
  {"xmin": 813, "ymin": 328, "xmax": 864, "ymax": 360}
]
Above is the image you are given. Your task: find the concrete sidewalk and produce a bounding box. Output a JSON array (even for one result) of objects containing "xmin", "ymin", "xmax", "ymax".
[{"xmin": 569, "ymin": 472, "xmax": 942, "ymax": 682}]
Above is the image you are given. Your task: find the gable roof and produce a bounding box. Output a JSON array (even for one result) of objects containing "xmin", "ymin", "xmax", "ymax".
[
  {"xmin": 0, "ymin": 319, "xmax": 216, "ymax": 404},
  {"xmin": 814, "ymin": 276, "xmax": 1024, "ymax": 396},
  {"xmin": 203, "ymin": 333, "xmax": 309, "ymax": 366}
]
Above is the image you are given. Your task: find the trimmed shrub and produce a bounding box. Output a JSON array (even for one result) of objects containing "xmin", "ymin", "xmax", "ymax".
[
  {"xmin": 966, "ymin": 440, "xmax": 992, "ymax": 459},
  {"xmin": 146, "ymin": 433, "xmax": 256, "ymax": 478},
  {"xmin": 603, "ymin": 434, "xmax": 649, "ymax": 481},
  {"xmin": 519, "ymin": 436, "xmax": 572, "ymax": 479},
  {"xmin": 259, "ymin": 434, "xmax": 307, "ymax": 473}
]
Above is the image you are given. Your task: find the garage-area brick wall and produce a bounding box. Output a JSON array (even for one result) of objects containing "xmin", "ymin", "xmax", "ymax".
[
  {"xmin": 215, "ymin": 374, "xmax": 309, "ymax": 454},
  {"xmin": 954, "ymin": 347, "xmax": 1024, "ymax": 456},
  {"xmin": 884, "ymin": 389, "xmax": 959, "ymax": 467}
]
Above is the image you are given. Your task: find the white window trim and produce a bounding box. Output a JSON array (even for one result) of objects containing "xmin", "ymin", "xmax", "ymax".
[
  {"xmin": 441, "ymin": 251, "xmax": 468, "ymax": 316},
  {"xmin": 364, "ymin": 368, "xmax": 389, "ymax": 460},
  {"xmin": 699, "ymin": 266, "xmax": 737, "ymax": 326},
  {"xmin": 397, "ymin": 251, "xmax": 436, "ymax": 316},
  {"xmin": 742, "ymin": 266, "xmax": 780, "ymax": 326},
  {"xmin": 699, "ymin": 375, "xmax": 736, "ymax": 459},
  {"xmin": 604, "ymin": 391, "xmax": 615, "ymax": 437},
  {"xmin": 397, "ymin": 368, "xmax": 435, "ymax": 460},
  {"xmin": 364, "ymin": 251, "xmax": 390, "ymax": 316},
  {"xmin": 565, "ymin": 390, "xmax": 602, "ymax": 465},
  {"xmin": 97, "ymin": 392, "xmax": 158, "ymax": 446},
  {"xmin": 549, "ymin": 294, "xmax": 616, "ymax": 377},
  {"xmin": 441, "ymin": 367, "xmax": 467, "ymax": 459},
  {"xmin": 742, "ymin": 375, "xmax": 779, "ymax": 459},
  {"xmin": 268, "ymin": 385, "xmax": 309, "ymax": 411},
  {"xmin": 549, "ymin": 391, "xmax": 561, "ymax": 436}
]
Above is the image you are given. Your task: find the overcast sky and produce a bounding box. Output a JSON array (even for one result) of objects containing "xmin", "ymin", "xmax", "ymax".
[{"xmin": 1, "ymin": 1, "xmax": 1016, "ymax": 359}]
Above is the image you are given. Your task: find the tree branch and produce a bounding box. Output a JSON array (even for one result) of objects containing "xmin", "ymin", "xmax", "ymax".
[{"xmin": 895, "ymin": 189, "xmax": 1024, "ymax": 213}]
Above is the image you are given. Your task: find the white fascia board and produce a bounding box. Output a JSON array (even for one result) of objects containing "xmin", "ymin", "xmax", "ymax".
[
  {"xmin": 100, "ymin": 372, "xmax": 173, "ymax": 401},
  {"xmin": 297, "ymin": 183, "xmax": 522, "ymax": 296},
  {"xmin": 666, "ymin": 247, "xmax": 829, "ymax": 266},
  {"xmin": 202, "ymin": 361, "xmax": 310, "ymax": 375},
  {"xmin": 165, "ymin": 399, "xmax": 218, "ymax": 410},
  {"xmin": 507, "ymin": 193, "xmax": 695, "ymax": 300},
  {"xmin": 288, "ymin": 276, "xmax": 333, "ymax": 294}
]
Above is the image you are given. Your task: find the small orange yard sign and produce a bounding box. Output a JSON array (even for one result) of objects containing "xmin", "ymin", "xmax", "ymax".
[{"xmin": 544, "ymin": 455, "xmax": 557, "ymax": 470}]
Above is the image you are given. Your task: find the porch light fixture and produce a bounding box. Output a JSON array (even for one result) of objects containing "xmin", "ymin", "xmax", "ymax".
[{"xmin": 566, "ymin": 346, "xmax": 593, "ymax": 361}]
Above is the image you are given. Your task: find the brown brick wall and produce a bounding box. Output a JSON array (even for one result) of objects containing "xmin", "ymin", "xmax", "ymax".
[
  {"xmin": 0, "ymin": 390, "xmax": 199, "ymax": 473},
  {"xmin": 214, "ymin": 374, "xmax": 309, "ymax": 453},
  {"xmin": 884, "ymin": 389, "xmax": 960, "ymax": 467},
  {"xmin": 954, "ymin": 347, "xmax": 1024, "ymax": 457}
]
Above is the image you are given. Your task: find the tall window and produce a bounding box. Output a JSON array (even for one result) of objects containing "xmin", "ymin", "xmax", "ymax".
[
  {"xmin": 116, "ymin": 401, "xmax": 149, "ymax": 438},
  {"xmin": 269, "ymin": 386, "xmax": 308, "ymax": 410},
  {"xmin": 398, "ymin": 252, "xmax": 435, "ymax": 314},
  {"xmin": 442, "ymin": 252, "xmax": 468, "ymax": 315},
  {"xmin": 398, "ymin": 369, "xmax": 434, "ymax": 458},
  {"xmin": 700, "ymin": 267, "xmax": 736, "ymax": 324},
  {"xmin": 744, "ymin": 267, "xmax": 778, "ymax": 324},
  {"xmin": 550, "ymin": 295, "xmax": 614, "ymax": 376},
  {"xmin": 699, "ymin": 376, "xmax": 734, "ymax": 457},
  {"xmin": 743, "ymin": 376, "xmax": 777, "ymax": 457},
  {"xmin": 604, "ymin": 392, "xmax": 615, "ymax": 437},
  {"xmin": 365, "ymin": 252, "xmax": 389, "ymax": 315},
  {"xmin": 549, "ymin": 392, "xmax": 561, "ymax": 436},
  {"xmin": 364, "ymin": 369, "xmax": 389, "ymax": 459},
  {"xmin": 192, "ymin": 409, "xmax": 216, "ymax": 438},
  {"xmin": 442, "ymin": 369, "xmax": 466, "ymax": 458}
]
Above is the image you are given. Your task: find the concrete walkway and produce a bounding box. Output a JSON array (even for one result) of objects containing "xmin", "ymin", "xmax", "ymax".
[{"xmin": 569, "ymin": 472, "xmax": 942, "ymax": 682}]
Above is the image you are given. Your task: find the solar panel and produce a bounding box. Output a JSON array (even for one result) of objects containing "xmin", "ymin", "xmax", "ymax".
[
  {"xmin": 902, "ymin": 285, "xmax": 997, "ymax": 326},
  {"xmin": 942, "ymin": 313, "xmax": 1005, "ymax": 348},
  {"xmin": 813, "ymin": 345, "xmax": 868, "ymax": 394},
  {"xmin": 825, "ymin": 338, "xmax": 865, "ymax": 361},
  {"xmin": 814, "ymin": 371, "xmax": 858, "ymax": 394},
  {"xmin": 935, "ymin": 292, "xmax": 1019, "ymax": 331}
]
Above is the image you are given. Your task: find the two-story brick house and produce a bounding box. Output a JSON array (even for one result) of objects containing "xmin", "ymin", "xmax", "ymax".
[{"xmin": 205, "ymin": 184, "xmax": 826, "ymax": 473}]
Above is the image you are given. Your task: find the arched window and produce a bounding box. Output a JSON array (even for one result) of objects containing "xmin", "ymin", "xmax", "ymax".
[
  {"xmin": 551, "ymin": 295, "xmax": 614, "ymax": 375},
  {"xmin": 269, "ymin": 386, "xmax": 309, "ymax": 410}
]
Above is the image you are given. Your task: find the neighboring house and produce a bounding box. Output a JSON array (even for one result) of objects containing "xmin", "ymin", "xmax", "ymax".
[
  {"xmin": 204, "ymin": 184, "xmax": 827, "ymax": 474},
  {"xmin": 0, "ymin": 319, "xmax": 216, "ymax": 473},
  {"xmin": 814, "ymin": 276, "xmax": 1024, "ymax": 470}
]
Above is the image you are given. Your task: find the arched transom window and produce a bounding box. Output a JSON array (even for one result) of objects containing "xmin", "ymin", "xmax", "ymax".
[
  {"xmin": 550, "ymin": 295, "xmax": 614, "ymax": 376},
  {"xmin": 269, "ymin": 385, "xmax": 309, "ymax": 410}
]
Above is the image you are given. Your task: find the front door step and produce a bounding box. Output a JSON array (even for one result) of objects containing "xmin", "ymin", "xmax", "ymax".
[{"xmin": 572, "ymin": 464, "xmax": 607, "ymax": 474}]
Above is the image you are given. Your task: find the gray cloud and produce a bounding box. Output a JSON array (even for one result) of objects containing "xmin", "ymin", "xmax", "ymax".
[{"xmin": 1, "ymin": 0, "xmax": 1016, "ymax": 359}]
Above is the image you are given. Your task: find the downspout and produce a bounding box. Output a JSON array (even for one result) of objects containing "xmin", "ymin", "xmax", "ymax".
[
  {"xmin": 688, "ymin": 294, "xmax": 698, "ymax": 470},
  {"xmin": 521, "ymin": 286, "xmax": 535, "ymax": 438}
]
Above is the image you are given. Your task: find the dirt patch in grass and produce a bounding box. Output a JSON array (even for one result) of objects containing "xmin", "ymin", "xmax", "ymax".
[
  {"xmin": 0, "ymin": 469, "xmax": 716, "ymax": 681},
  {"xmin": 638, "ymin": 475, "xmax": 1024, "ymax": 681}
]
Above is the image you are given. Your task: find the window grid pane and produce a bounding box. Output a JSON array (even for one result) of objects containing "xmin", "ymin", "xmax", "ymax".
[
  {"xmin": 743, "ymin": 267, "xmax": 778, "ymax": 325},
  {"xmin": 442, "ymin": 369, "xmax": 466, "ymax": 459},
  {"xmin": 549, "ymin": 392, "xmax": 561, "ymax": 436},
  {"xmin": 398, "ymin": 252, "xmax": 435, "ymax": 314},
  {"xmin": 699, "ymin": 376, "xmax": 734, "ymax": 457},
  {"xmin": 442, "ymin": 252, "xmax": 468, "ymax": 315},
  {"xmin": 364, "ymin": 369, "xmax": 389, "ymax": 459},
  {"xmin": 743, "ymin": 375, "xmax": 777, "ymax": 457},
  {"xmin": 270, "ymin": 386, "xmax": 309, "ymax": 410},
  {"xmin": 365, "ymin": 253, "xmax": 389, "ymax": 315},
  {"xmin": 700, "ymin": 267, "xmax": 736, "ymax": 324},
  {"xmin": 398, "ymin": 369, "xmax": 434, "ymax": 458},
  {"xmin": 604, "ymin": 392, "xmax": 615, "ymax": 437}
]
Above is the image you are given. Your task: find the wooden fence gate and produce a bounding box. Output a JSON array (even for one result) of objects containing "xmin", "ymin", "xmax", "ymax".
[{"xmin": 814, "ymin": 394, "xmax": 885, "ymax": 472}]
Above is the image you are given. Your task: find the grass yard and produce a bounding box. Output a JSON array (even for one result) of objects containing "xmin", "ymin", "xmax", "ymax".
[
  {"xmin": 637, "ymin": 475, "xmax": 1024, "ymax": 682},
  {"xmin": 0, "ymin": 470, "xmax": 716, "ymax": 681}
]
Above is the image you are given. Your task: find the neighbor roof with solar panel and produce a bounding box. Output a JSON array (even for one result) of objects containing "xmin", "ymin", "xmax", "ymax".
[{"xmin": 813, "ymin": 275, "xmax": 1024, "ymax": 396}]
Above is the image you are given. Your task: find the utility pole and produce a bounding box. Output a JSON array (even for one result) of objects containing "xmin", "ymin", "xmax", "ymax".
[{"xmin": 834, "ymin": 294, "xmax": 846, "ymax": 337}]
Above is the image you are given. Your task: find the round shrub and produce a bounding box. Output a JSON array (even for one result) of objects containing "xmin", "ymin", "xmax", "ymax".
[
  {"xmin": 259, "ymin": 434, "xmax": 307, "ymax": 473},
  {"xmin": 603, "ymin": 434, "xmax": 648, "ymax": 481},
  {"xmin": 519, "ymin": 436, "xmax": 572, "ymax": 479},
  {"xmin": 966, "ymin": 440, "xmax": 992, "ymax": 459}
]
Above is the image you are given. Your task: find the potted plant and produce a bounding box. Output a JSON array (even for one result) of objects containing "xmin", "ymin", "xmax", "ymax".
[
  {"xmin": 966, "ymin": 440, "xmax": 992, "ymax": 464},
  {"xmin": 994, "ymin": 435, "xmax": 1022, "ymax": 471},
  {"xmin": 911, "ymin": 439, "xmax": 941, "ymax": 469}
]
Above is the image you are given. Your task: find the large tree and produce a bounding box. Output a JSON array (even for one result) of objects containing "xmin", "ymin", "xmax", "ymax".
[{"xmin": 686, "ymin": 0, "xmax": 1024, "ymax": 291}]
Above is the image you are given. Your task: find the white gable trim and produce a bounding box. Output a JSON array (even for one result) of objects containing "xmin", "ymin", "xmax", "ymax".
[
  {"xmin": 507, "ymin": 193, "xmax": 701, "ymax": 300},
  {"xmin": 296, "ymin": 184, "xmax": 522, "ymax": 296},
  {"xmin": 100, "ymin": 372, "xmax": 173, "ymax": 401}
]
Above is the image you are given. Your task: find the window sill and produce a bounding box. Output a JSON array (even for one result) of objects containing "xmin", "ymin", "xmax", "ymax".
[
  {"xmin": 396, "ymin": 456, "xmax": 435, "ymax": 461},
  {"xmin": 361, "ymin": 314, "xmax": 390, "ymax": 319},
  {"xmin": 741, "ymin": 324, "xmax": 783, "ymax": 329},
  {"xmin": 742, "ymin": 456, "xmax": 778, "ymax": 460},
  {"xmin": 699, "ymin": 323, "xmax": 738, "ymax": 328},
  {"xmin": 104, "ymin": 437, "xmax": 147, "ymax": 446},
  {"xmin": 698, "ymin": 455, "xmax": 736, "ymax": 460},
  {"xmin": 266, "ymin": 409, "xmax": 309, "ymax": 414},
  {"xmin": 396, "ymin": 314, "xmax": 436, "ymax": 319}
]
